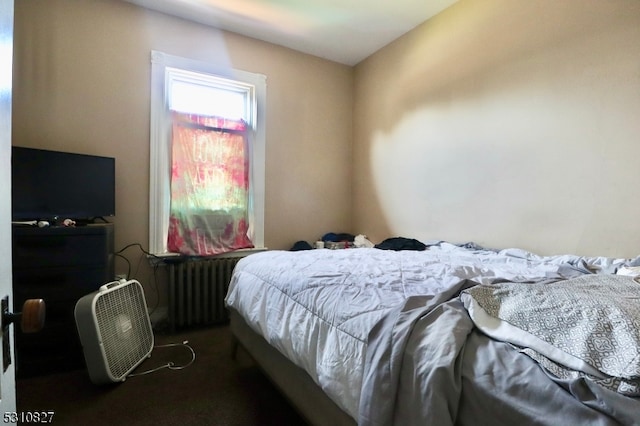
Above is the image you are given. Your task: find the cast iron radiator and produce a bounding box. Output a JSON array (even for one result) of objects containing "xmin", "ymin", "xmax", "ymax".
[{"xmin": 167, "ymin": 257, "xmax": 242, "ymax": 331}]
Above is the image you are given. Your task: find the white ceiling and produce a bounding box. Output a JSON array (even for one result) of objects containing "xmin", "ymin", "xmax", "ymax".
[{"xmin": 122, "ymin": 0, "xmax": 458, "ymax": 65}]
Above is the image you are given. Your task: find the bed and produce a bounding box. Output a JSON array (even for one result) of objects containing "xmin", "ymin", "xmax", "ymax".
[{"xmin": 224, "ymin": 241, "xmax": 640, "ymax": 425}]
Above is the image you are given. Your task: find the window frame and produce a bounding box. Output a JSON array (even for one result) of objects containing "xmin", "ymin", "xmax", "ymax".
[{"xmin": 149, "ymin": 50, "xmax": 266, "ymax": 256}]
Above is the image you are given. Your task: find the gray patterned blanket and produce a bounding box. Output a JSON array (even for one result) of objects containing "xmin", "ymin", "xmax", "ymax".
[{"xmin": 461, "ymin": 274, "xmax": 640, "ymax": 396}]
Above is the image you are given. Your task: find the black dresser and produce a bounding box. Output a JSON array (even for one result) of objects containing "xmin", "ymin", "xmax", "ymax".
[{"xmin": 12, "ymin": 224, "xmax": 114, "ymax": 378}]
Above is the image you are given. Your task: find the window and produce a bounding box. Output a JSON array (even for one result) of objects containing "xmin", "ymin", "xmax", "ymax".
[{"xmin": 149, "ymin": 51, "xmax": 266, "ymax": 256}]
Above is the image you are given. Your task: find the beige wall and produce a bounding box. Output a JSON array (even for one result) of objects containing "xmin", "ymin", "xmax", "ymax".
[
  {"xmin": 12, "ymin": 0, "xmax": 353, "ymax": 305},
  {"xmin": 353, "ymin": 0, "xmax": 640, "ymax": 257},
  {"xmin": 13, "ymin": 0, "xmax": 640, "ymax": 311}
]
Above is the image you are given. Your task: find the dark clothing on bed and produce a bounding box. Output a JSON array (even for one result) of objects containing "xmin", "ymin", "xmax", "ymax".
[{"xmin": 375, "ymin": 237, "xmax": 427, "ymax": 251}]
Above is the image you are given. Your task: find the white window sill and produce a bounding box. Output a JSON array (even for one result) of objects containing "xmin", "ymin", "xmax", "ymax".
[{"xmin": 149, "ymin": 247, "xmax": 268, "ymax": 264}]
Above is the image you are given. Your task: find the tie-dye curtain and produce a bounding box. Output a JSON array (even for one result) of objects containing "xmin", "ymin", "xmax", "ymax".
[{"xmin": 167, "ymin": 112, "xmax": 254, "ymax": 256}]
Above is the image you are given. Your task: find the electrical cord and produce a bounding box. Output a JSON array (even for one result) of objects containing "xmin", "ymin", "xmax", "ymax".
[
  {"xmin": 128, "ymin": 340, "xmax": 196, "ymax": 377},
  {"xmin": 115, "ymin": 242, "xmax": 163, "ymax": 259},
  {"xmin": 113, "ymin": 242, "xmax": 163, "ymax": 317}
]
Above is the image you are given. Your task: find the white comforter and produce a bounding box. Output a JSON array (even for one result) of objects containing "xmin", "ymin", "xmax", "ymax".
[{"xmin": 224, "ymin": 243, "xmax": 624, "ymax": 419}]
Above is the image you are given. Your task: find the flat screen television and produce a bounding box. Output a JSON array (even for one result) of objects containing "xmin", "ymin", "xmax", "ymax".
[{"xmin": 11, "ymin": 146, "xmax": 116, "ymax": 223}]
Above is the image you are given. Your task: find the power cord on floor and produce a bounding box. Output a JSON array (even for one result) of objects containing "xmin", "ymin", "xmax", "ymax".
[{"xmin": 128, "ymin": 340, "xmax": 196, "ymax": 377}]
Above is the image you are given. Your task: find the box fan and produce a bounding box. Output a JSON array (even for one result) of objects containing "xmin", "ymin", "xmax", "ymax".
[{"xmin": 75, "ymin": 279, "xmax": 154, "ymax": 384}]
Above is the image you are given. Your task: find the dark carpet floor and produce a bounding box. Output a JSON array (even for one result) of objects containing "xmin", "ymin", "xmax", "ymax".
[{"xmin": 16, "ymin": 324, "xmax": 307, "ymax": 426}]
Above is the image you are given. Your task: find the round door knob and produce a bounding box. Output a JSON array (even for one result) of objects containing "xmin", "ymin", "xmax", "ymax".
[
  {"xmin": 3, "ymin": 299, "xmax": 46, "ymax": 333},
  {"xmin": 21, "ymin": 299, "xmax": 46, "ymax": 333}
]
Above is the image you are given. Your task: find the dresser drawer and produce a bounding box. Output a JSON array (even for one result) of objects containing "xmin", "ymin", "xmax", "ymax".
[
  {"xmin": 13, "ymin": 266, "xmax": 112, "ymax": 304},
  {"xmin": 13, "ymin": 232, "xmax": 111, "ymax": 268}
]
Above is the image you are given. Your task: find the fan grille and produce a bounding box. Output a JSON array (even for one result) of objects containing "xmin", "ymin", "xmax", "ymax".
[{"xmin": 94, "ymin": 282, "xmax": 153, "ymax": 380}]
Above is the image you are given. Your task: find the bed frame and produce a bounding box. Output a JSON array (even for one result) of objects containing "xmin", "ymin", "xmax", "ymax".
[{"xmin": 229, "ymin": 309, "xmax": 356, "ymax": 426}]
